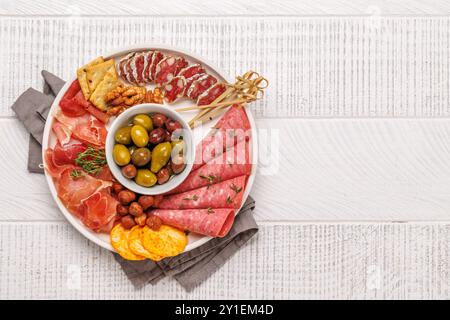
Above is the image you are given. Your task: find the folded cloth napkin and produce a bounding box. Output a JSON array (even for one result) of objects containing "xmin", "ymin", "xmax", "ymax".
[{"xmin": 11, "ymin": 71, "xmax": 259, "ymax": 291}]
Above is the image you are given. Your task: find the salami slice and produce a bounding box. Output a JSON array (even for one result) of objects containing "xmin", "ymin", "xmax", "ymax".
[
  {"xmin": 184, "ymin": 73, "xmax": 204, "ymax": 96},
  {"xmin": 133, "ymin": 52, "xmax": 146, "ymax": 84},
  {"xmin": 148, "ymin": 51, "xmax": 164, "ymax": 81},
  {"xmin": 186, "ymin": 74, "xmax": 218, "ymax": 100},
  {"xmin": 178, "ymin": 64, "xmax": 205, "ymax": 80},
  {"xmin": 151, "ymin": 208, "xmax": 235, "ymax": 237},
  {"xmin": 155, "ymin": 175, "xmax": 247, "ymax": 210},
  {"xmin": 124, "ymin": 57, "xmax": 137, "ymax": 84},
  {"xmin": 167, "ymin": 140, "xmax": 251, "ymax": 195},
  {"xmin": 117, "ymin": 52, "xmax": 135, "ymax": 82},
  {"xmin": 193, "ymin": 105, "xmax": 251, "ymax": 170},
  {"xmin": 141, "ymin": 51, "xmax": 154, "ymax": 83},
  {"xmin": 197, "ymin": 82, "xmax": 227, "ymax": 106},
  {"xmin": 163, "ymin": 76, "xmax": 187, "ymax": 103},
  {"xmin": 154, "ymin": 56, "xmax": 177, "ymax": 85},
  {"xmin": 174, "ymin": 56, "xmax": 189, "ymax": 76}
]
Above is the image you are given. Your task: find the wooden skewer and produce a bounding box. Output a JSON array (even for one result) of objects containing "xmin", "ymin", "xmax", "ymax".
[{"xmin": 175, "ymin": 98, "xmax": 248, "ymax": 112}]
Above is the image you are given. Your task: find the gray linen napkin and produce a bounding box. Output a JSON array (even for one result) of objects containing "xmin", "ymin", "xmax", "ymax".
[
  {"xmin": 11, "ymin": 71, "xmax": 259, "ymax": 291},
  {"xmin": 115, "ymin": 196, "xmax": 257, "ymax": 291}
]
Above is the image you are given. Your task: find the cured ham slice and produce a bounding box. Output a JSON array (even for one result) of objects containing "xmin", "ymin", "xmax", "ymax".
[
  {"xmin": 197, "ymin": 83, "xmax": 227, "ymax": 106},
  {"xmin": 73, "ymin": 90, "xmax": 110, "ymax": 123},
  {"xmin": 46, "ymin": 150, "xmax": 118, "ymax": 233},
  {"xmin": 151, "ymin": 208, "xmax": 235, "ymax": 237},
  {"xmin": 163, "ymin": 76, "xmax": 187, "ymax": 103},
  {"xmin": 52, "ymin": 120, "xmax": 72, "ymax": 145},
  {"xmin": 79, "ymin": 188, "xmax": 118, "ymax": 232},
  {"xmin": 59, "ymin": 97, "xmax": 86, "ymax": 117},
  {"xmin": 154, "ymin": 175, "xmax": 246, "ymax": 210},
  {"xmin": 52, "ymin": 142, "xmax": 87, "ymax": 166},
  {"xmin": 167, "ymin": 140, "xmax": 250, "ymax": 195},
  {"xmin": 193, "ymin": 105, "xmax": 250, "ymax": 170},
  {"xmin": 148, "ymin": 51, "xmax": 164, "ymax": 81},
  {"xmin": 44, "ymin": 148, "xmax": 77, "ymax": 179},
  {"xmin": 186, "ymin": 74, "xmax": 217, "ymax": 100},
  {"xmin": 53, "ymin": 110, "xmax": 107, "ymax": 146},
  {"xmin": 178, "ymin": 64, "xmax": 205, "ymax": 80}
]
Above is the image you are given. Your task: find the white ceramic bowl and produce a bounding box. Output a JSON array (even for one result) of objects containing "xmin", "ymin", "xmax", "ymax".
[{"xmin": 105, "ymin": 103, "xmax": 195, "ymax": 195}]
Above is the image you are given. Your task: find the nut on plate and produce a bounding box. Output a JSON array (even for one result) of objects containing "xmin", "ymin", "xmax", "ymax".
[
  {"xmin": 104, "ymin": 85, "xmax": 146, "ymax": 115},
  {"xmin": 145, "ymin": 87, "xmax": 164, "ymax": 104}
]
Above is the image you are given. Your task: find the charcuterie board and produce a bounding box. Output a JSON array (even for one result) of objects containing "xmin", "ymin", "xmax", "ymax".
[{"xmin": 42, "ymin": 45, "xmax": 258, "ymax": 257}]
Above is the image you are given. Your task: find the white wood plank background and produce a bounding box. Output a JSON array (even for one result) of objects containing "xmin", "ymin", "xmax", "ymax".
[{"xmin": 2, "ymin": 0, "xmax": 450, "ymax": 299}]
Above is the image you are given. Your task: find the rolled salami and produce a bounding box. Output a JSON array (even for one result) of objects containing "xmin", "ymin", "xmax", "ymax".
[
  {"xmin": 155, "ymin": 175, "xmax": 247, "ymax": 210},
  {"xmin": 167, "ymin": 140, "xmax": 251, "ymax": 195},
  {"xmin": 151, "ymin": 208, "xmax": 235, "ymax": 237},
  {"xmin": 193, "ymin": 105, "xmax": 251, "ymax": 170}
]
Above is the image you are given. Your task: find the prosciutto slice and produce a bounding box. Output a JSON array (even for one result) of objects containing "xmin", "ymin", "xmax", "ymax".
[
  {"xmin": 45, "ymin": 148, "xmax": 118, "ymax": 233},
  {"xmin": 151, "ymin": 208, "xmax": 235, "ymax": 238},
  {"xmin": 167, "ymin": 140, "xmax": 251, "ymax": 195},
  {"xmin": 52, "ymin": 142, "xmax": 87, "ymax": 166},
  {"xmin": 53, "ymin": 110, "xmax": 107, "ymax": 146},
  {"xmin": 155, "ymin": 175, "xmax": 246, "ymax": 210},
  {"xmin": 193, "ymin": 105, "xmax": 250, "ymax": 170}
]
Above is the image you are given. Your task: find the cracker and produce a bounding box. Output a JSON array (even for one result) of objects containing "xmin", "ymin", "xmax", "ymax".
[
  {"xmin": 128, "ymin": 226, "xmax": 164, "ymax": 261},
  {"xmin": 86, "ymin": 59, "xmax": 115, "ymax": 92},
  {"xmin": 89, "ymin": 66, "xmax": 119, "ymax": 110},
  {"xmin": 77, "ymin": 56, "xmax": 104, "ymax": 99},
  {"xmin": 141, "ymin": 225, "xmax": 187, "ymax": 258},
  {"xmin": 110, "ymin": 224, "xmax": 145, "ymax": 261}
]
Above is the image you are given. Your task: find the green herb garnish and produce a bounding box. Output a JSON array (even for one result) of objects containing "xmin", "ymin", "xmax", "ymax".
[
  {"xmin": 199, "ymin": 174, "xmax": 220, "ymax": 184},
  {"xmin": 70, "ymin": 169, "xmax": 84, "ymax": 179},
  {"xmin": 230, "ymin": 183, "xmax": 243, "ymax": 194},
  {"xmin": 226, "ymin": 196, "xmax": 233, "ymax": 204},
  {"xmin": 75, "ymin": 145, "xmax": 107, "ymax": 175},
  {"xmin": 183, "ymin": 195, "xmax": 199, "ymax": 201},
  {"xmin": 207, "ymin": 208, "xmax": 215, "ymax": 214}
]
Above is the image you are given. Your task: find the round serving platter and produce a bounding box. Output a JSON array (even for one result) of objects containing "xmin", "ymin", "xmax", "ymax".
[{"xmin": 42, "ymin": 45, "xmax": 258, "ymax": 253}]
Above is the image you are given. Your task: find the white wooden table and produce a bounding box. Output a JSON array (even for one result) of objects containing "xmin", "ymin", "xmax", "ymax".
[{"xmin": 2, "ymin": 0, "xmax": 450, "ymax": 299}]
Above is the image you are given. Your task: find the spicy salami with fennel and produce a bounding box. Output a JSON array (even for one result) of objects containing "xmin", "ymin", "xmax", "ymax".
[
  {"xmin": 154, "ymin": 175, "xmax": 247, "ymax": 210},
  {"xmin": 151, "ymin": 208, "xmax": 235, "ymax": 238},
  {"xmin": 167, "ymin": 140, "xmax": 251, "ymax": 195},
  {"xmin": 193, "ymin": 105, "xmax": 251, "ymax": 170}
]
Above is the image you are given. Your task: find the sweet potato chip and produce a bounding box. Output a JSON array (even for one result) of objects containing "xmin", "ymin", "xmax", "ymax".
[
  {"xmin": 110, "ymin": 224, "xmax": 145, "ymax": 261},
  {"xmin": 89, "ymin": 66, "xmax": 119, "ymax": 111},
  {"xmin": 141, "ymin": 225, "xmax": 188, "ymax": 258},
  {"xmin": 77, "ymin": 56, "xmax": 104, "ymax": 99},
  {"xmin": 128, "ymin": 226, "xmax": 164, "ymax": 261},
  {"xmin": 86, "ymin": 59, "xmax": 115, "ymax": 92}
]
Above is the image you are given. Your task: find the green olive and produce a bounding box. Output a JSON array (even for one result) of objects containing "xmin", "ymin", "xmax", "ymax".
[
  {"xmin": 128, "ymin": 145, "xmax": 137, "ymax": 156},
  {"xmin": 131, "ymin": 125, "xmax": 149, "ymax": 147},
  {"xmin": 131, "ymin": 147, "xmax": 151, "ymax": 167},
  {"xmin": 114, "ymin": 127, "xmax": 132, "ymax": 145},
  {"xmin": 171, "ymin": 140, "xmax": 185, "ymax": 156},
  {"xmin": 133, "ymin": 114, "xmax": 153, "ymax": 131},
  {"xmin": 113, "ymin": 144, "xmax": 131, "ymax": 166},
  {"xmin": 135, "ymin": 169, "xmax": 157, "ymax": 187},
  {"xmin": 150, "ymin": 142, "xmax": 172, "ymax": 173}
]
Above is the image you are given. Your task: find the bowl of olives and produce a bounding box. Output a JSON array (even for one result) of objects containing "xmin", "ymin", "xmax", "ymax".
[{"xmin": 105, "ymin": 103, "xmax": 195, "ymax": 195}]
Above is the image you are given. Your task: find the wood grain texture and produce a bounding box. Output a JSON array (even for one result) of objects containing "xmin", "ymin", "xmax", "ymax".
[
  {"xmin": 3, "ymin": 0, "xmax": 450, "ymax": 16},
  {"xmin": 1, "ymin": 222, "xmax": 449, "ymax": 299},
  {"xmin": 3, "ymin": 117, "xmax": 450, "ymax": 222},
  {"xmin": 2, "ymin": 17, "xmax": 450, "ymax": 118}
]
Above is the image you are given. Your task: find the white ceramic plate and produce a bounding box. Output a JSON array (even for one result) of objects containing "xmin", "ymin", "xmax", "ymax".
[{"xmin": 42, "ymin": 45, "xmax": 258, "ymax": 253}]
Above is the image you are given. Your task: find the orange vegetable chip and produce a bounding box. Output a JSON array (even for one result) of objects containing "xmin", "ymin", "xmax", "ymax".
[
  {"xmin": 128, "ymin": 226, "xmax": 164, "ymax": 261},
  {"xmin": 141, "ymin": 225, "xmax": 188, "ymax": 258},
  {"xmin": 110, "ymin": 224, "xmax": 145, "ymax": 261}
]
